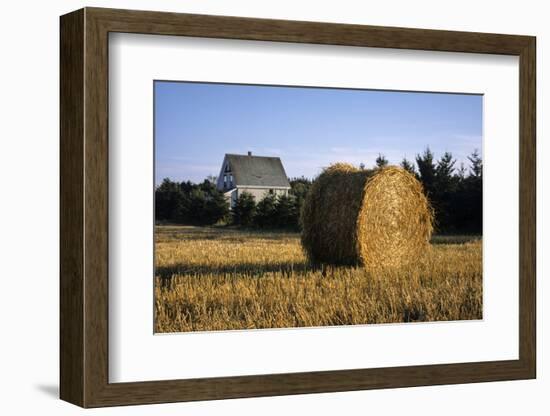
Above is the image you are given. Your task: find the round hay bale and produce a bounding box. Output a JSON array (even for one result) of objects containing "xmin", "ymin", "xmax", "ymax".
[{"xmin": 301, "ymin": 164, "xmax": 433, "ymax": 268}]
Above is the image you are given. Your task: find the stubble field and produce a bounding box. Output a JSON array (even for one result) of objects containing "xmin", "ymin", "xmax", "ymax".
[{"xmin": 154, "ymin": 226, "xmax": 482, "ymax": 333}]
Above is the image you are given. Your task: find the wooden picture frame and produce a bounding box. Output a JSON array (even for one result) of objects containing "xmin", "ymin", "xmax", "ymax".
[{"xmin": 60, "ymin": 7, "xmax": 536, "ymax": 408}]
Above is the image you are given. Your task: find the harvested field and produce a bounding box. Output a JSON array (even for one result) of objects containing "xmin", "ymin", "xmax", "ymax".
[{"xmin": 155, "ymin": 226, "xmax": 482, "ymax": 333}]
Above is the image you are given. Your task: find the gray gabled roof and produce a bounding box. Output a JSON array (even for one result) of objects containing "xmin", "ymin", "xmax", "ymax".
[{"xmin": 224, "ymin": 154, "xmax": 291, "ymax": 188}]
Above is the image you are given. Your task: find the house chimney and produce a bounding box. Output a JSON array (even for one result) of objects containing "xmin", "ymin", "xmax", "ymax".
[{"xmin": 247, "ymin": 151, "xmax": 252, "ymax": 156}]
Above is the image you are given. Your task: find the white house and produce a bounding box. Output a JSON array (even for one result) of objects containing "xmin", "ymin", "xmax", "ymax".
[{"xmin": 216, "ymin": 152, "xmax": 291, "ymax": 208}]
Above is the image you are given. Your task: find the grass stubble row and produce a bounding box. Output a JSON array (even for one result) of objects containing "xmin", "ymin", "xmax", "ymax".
[{"xmin": 155, "ymin": 227, "xmax": 481, "ymax": 333}]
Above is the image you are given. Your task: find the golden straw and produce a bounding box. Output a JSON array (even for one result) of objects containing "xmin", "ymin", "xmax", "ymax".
[{"xmin": 301, "ymin": 164, "xmax": 433, "ymax": 269}]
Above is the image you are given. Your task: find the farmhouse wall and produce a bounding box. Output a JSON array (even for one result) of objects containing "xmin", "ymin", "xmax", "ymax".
[{"xmin": 237, "ymin": 187, "xmax": 288, "ymax": 202}]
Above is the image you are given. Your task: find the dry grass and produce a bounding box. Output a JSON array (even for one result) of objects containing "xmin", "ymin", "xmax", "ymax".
[
  {"xmin": 301, "ymin": 164, "xmax": 433, "ymax": 268},
  {"xmin": 155, "ymin": 226, "xmax": 482, "ymax": 333},
  {"xmin": 357, "ymin": 166, "xmax": 433, "ymax": 269}
]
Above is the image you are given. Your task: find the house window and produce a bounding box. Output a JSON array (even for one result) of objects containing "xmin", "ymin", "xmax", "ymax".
[
  {"xmin": 229, "ymin": 174, "xmax": 233, "ymax": 186},
  {"xmin": 223, "ymin": 175, "xmax": 227, "ymax": 188}
]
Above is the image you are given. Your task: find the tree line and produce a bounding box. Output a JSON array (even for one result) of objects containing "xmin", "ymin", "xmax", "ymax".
[
  {"xmin": 231, "ymin": 177, "xmax": 311, "ymax": 229},
  {"xmin": 155, "ymin": 176, "xmax": 311, "ymax": 229},
  {"xmin": 155, "ymin": 147, "xmax": 482, "ymax": 234},
  {"xmin": 384, "ymin": 148, "xmax": 482, "ymax": 234}
]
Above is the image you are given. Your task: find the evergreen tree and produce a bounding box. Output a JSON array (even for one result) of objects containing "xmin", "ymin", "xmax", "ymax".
[
  {"xmin": 468, "ymin": 149, "xmax": 483, "ymax": 178},
  {"xmin": 375, "ymin": 153, "xmax": 389, "ymax": 168},
  {"xmin": 171, "ymin": 185, "xmax": 229, "ymax": 226},
  {"xmin": 155, "ymin": 178, "xmax": 181, "ymax": 221},
  {"xmin": 198, "ymin": 178, "xmax": 218, "ymax": 194},
  {"xmin": 274, "ymin": 194, "xmax": 298, "ymax": 229},
  {"xmin": 179, "ymin": 180, "xmax": 194, "ymax": 194},
  {"xmin": 289, "ymin": 177, "xmax": 313, "ymax": 230},
  {"xmin": 172, "ymin": 191, "xmax": 191, "ymax": 224},
  {"xmin": 434, "ymin": 152, "xmax": 457, "ymax": 232},
  {"xmin": 203, "ymin": 189, "xmax": 230, "ymax": 225},
  {"xmin": 436, "ymin": 152, "xmax": 456, "ymax": 184},
  {"xmin": 415, "ymin": 147, "xmax": 436, "ymax": 198},
  {"xmin": 463, "ymin": 150, "xmax": 483, "ymax": 233},
  {"xmin": 254, "ymin": 193, "xmax": 277, "ymax": 228},
  {"xmin": 457, "ymin": 162, "xmax": 467, "ymax": 180},
  {"xmin": 233, "ymin": 192, "xmax": 256, "ymax": 227},
  {"xmin": 400, "ymin": 157, "xmax": 416, "ymax": 175},
  {"xmin": 187, "ymin": 188, "xmax": 208, "ymax": 224}
]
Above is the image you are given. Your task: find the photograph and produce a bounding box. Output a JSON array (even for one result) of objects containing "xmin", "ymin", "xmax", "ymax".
[{"xmin": 154, "ymin": 81, "xmax": 483, "ymax": 333}]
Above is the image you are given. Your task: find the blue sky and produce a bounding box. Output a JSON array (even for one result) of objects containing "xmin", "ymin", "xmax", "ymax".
[{"xmin": 155, "ymin": 81, "xmax": 482, "ymax": 184}]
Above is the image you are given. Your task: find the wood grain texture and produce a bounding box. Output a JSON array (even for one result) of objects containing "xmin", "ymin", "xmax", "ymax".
[
  {"xmin": 59, "ymin": 8, "xmax": 84, "ymax": 407},
  {"xmin": 518, "ymin": 38, "xmax": 536, "ymax": 376},
  {"xmin": 83, "ymin": 10, "xmax": 110, "ymax": 406},
  {"xmin": 59, "ymin": 7, "xmax": 537, "ymax": 408},
  {"xmin": 89, "ymin": 7, "xmax": 532, "ymax": 54}
]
